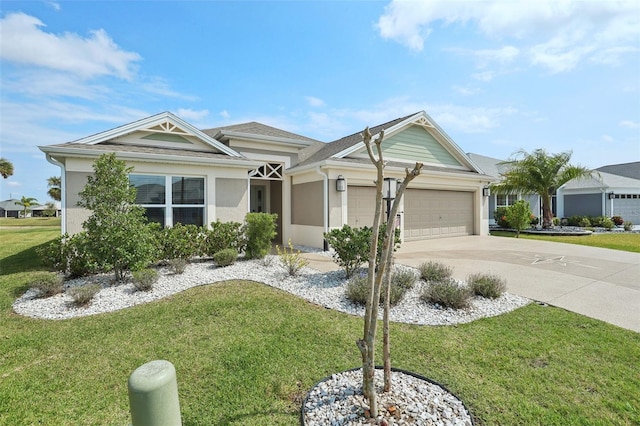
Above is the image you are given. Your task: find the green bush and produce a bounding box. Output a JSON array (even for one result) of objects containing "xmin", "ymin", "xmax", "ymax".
[
  {"xmin": 276, "ymin": 239, "xmax": 309, "ymax": 276},
  {"xmin": 553, "ymin": 217, "xmax": 561, "ymax": 226},
  {"xmin": 420, "ymin": 279, "xmax": 471, "ymax": 309},
  {"xmin": 494, "ymin": 207, "xmax": 509, "ymax": 227},
  {"xmin": 167, "ymin": 258, "xmax": 188, "ymax": 274},
  {"xmin": 244, "ymin": 213, "xmax": 277, "ymax": 259},
  {"xmin": 324, "ymin": 225, "xmax": 370, "ymax": 278},
  {"xmin": 205, "ymin": 220, "xmax": 246, "ymax": 256},
  {"xmin": 624, "ymin": 221, "xmax": 633, "ymax": 231},
  {"xmin": 596, "ymin": 216, "xmax": 614, "ymax": 230},
  {"xmin": 345, "ymin": 274, "xmax": 369, "ymax": 306},
  {"xmin": 132, "ymin": 268, "xmax": 159, "ymax": 292},
  {"xmin": 30, "ymin": 272, "xmax": 64, "ymax": 298},
  {"xmin": 468, "ymin": 273, "xmax": 506, "ymax": 299},
  {"xmin": 213, "ymin": 248, "xmax": 238, "ymax": 267},
  {"xmin": 325, "ymin": 224, "xmax": 401, "ymax": 278},
  {"xmin": 36, "ymin": 232, "xmax": 101, "ymax": 278},
  {"xmin": 68, "ymin": 283, "xmax": 101, "ymax": 306},
  {"xmin": 392, "ymin": 268, "xmax": 417, "ymax": 290},
  {"xmin": 579, "ymin": 217, "xmax": 591, "ymax": 227},
  {"xmin": 506, "ymin": 200, "xmax": 532, "ymax": 237},
  {"xmin": 156, "ymin": 223, "xmax": 205, "ymax": 261},
  {"xmin": 418, "ymin": 261, "xmax": 453, "ymax": 282}
]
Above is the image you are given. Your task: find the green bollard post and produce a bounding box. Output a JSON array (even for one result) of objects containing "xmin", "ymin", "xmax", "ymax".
[{"xmin": 128, "ymin": 360, "xmax": 182, "ymax": 426}]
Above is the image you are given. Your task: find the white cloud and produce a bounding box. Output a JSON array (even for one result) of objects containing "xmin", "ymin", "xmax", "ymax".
[
  {"xmin": 219, "ymin": 110, "xmax": 230, "ymax": 120},
  {"xmin": 140, "ymin": 77, "xmax": 198, "ymax": 100},
  {"xmin": 602, "ymin": 134, "xmax": 614, "ymax": 143},
  {"xmin": 45, "ymin": 1, "xmax": 61, "ymax": 11},
  {"xmin": 377, "ymin": 0, "xmax": 639, "ymax": 72},
  {"xmin": 305, "ymin": 96, "xmax": 326, "ymax": 107},
  {"xmin": 448, "ymin": 46, "xmax": 519, "ymax": 68},
  {"xmin": 619, "ymin": 120, "xmax": 639, "ymax": 129},
  {"xmin": 177, "ymin": 109, "xmax": 209, "ymax": 122},
  {"xmin": 428, "ymin": 104, "xmax": 518, "ymax": 134},
  {"xmin": 453, "ymin": 85, "xmax": 481, "ymax": 96},
  {"xmin": 0, "ymin": 12, "xmax": 141, "ymax": 80}
]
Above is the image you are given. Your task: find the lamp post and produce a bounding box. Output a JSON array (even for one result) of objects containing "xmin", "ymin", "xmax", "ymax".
[{"xmin": 383, "ymin": 177, "xmax": 397, "ymax": 221}]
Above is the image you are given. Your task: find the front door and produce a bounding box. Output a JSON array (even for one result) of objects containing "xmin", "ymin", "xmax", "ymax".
[{"xmin": 250, "ymin": 185, "xmax": 266, "ymax": 213}]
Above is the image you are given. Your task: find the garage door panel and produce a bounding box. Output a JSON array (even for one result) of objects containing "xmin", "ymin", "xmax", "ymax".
[{"xmin": 405, "ymin": 189, "xmax": 473, "ymax": 240}]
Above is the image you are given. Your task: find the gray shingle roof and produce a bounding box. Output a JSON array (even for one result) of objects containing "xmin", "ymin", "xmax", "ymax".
[
  {"xmin": 294, "ymin": 113, "xmax": 417, "ymax": 168},
  {"xmin": 596, "ymin": 161, "xmax": 640, "ymax": 180},
  {"xmin": 466, "ymin": 153, "xmax": 510, "ymax": 178},
  {"xmin": 202, "ymin": 122, "xmax": 320, "ymax": 144}
]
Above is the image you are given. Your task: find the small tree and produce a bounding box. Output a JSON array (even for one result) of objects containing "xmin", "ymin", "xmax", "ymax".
[
  {"xmin": 15, "ymin": 196, "xmax": 38, "ymax": 218},
  {"xmin": 506, "ymin": 200, "xmax": 531, "ymax": 237},
  {"xmin": 47, "ymin": 176, "xmax": 61, "ymax": 201},
  {"xmin": 0, "ymin": 157, "xmax": 13, "ymax": 179},
  {"xmin": 356, "ymin": 127, "xmax": 422, "ymax": 418},
  {"xmin": 244, "ymin": 212, "xmax": 277, "ymax": 259},
  {"xmin": 78, "ymin": 153, "xmax": 156, "ymax": 281}
]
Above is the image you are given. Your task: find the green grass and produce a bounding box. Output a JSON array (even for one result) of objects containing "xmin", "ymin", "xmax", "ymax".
[
  {"xmin": 490, "ymin": 230, "xmax": 640, "ymax": 253},
  {"xmin": 0, "ymin": 217, "xmax": 61, "ymax": 227},
  {"xmin": 1, "ymin": 228, "xmax": 639, "ymax": 425}
]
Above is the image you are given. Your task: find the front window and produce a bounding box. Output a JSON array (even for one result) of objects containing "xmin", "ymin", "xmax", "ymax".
[
  {"xmin": 130, "ymin": 174, "xmax": 205, "ymax": 227},
  {"xmin": 496, "ymin": 194, "xmax": 518, "ymax": 207}
]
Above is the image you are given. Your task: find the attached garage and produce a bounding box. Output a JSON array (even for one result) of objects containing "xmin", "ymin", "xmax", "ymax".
[
  {"xmin": 347, "ymin": 186, "xmax": 475, "ymax": 241},
  {"xmin": 404, "ymin": 189, "xmax": 474, "ymax": 240},
  {"xmin": 613, "ymin": 195, "xmax": 640, "ymax": 225}
]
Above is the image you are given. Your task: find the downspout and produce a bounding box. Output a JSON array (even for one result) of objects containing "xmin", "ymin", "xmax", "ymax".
[
  {"xmin": 315, "ymin": 166, "xmax": 329, "ymax": 251},
  {"xmin": 45, "ymin": 154, "xmax": 65, "ymax": 235}
]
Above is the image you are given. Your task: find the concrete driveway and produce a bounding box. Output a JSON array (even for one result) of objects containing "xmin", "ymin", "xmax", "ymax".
[{"xmin": 304, "ymin": 236, "xmax": 640, "ymax": 332}]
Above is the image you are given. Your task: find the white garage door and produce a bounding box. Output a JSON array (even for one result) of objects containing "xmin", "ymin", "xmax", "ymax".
[
  {"xmin": 404, "ymin": 189, "xmax": 474, "ymax": 240},
  {"xmin": 347, "ymin": 186, "xmax": 377, "ymax": 228},
  {"xmin": 615, "ymin": 197, "xmax": 640, "ymax": 225}
]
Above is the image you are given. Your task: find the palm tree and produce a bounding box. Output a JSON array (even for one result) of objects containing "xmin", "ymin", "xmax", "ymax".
[
  {"xmin": 491, "ymin": 149, "xmax": 594, "ymax": 228},
  {"xmin": 15, "ymin": 196, "xmax": 38, "ymax": 218},
  {"xmin": 0, "ymin": 158, "xmax": 14, "ymax": 179},
  {"xmin": 47, "ymin": 176, "xmax": 61, "ymax": 201}
]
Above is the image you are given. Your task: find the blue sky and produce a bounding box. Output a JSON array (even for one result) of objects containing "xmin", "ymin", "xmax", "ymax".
[{"xmin": 1, "ymin": 0, "xmax": 639, "ymax": 204}]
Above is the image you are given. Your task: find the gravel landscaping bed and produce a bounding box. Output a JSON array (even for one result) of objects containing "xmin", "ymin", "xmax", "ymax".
[{"xmin": 14, "ymin": 256, "xmax": 530, "ymax": 323}]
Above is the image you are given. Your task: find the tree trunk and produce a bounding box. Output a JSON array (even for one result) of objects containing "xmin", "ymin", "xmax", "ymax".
[{"xmin": 542, "ymin": 192, "xmax": 553, "ymax": 228}]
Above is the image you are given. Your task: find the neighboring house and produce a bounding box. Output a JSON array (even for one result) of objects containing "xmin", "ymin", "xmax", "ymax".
[
  {"xmin": 557, "ymin": 161, "xmax": 640, "ymax": 224},
  {"xmin": 0, "ymin": 199, "xmax": 22, "ymax": 218},
  {"xmin": 31, "ymin": 201, "xmax": 62, "ymax": 217},
  {"xmin": 39, "ymin": 111, "xmax": 494, "ymax": 249},
  {"xmin": 466, "ymin": 153, "xmax": 541, "ymax": 224}
]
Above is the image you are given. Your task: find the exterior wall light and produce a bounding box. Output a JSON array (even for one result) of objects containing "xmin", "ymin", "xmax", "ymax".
[
  {"xmin": 383, "ymin": 177, "xmax": 398, "ymax": 200},
  {"xmin": 482, "ymin": 187, "xmax": 491, "ymax": 197},
  {"xmin": 336, "ymin": 175, "xmax": 346, "ymax": 192},
  {"xmin": 608, "ymin": 192, "xmax": 615, "ymax": 200}
]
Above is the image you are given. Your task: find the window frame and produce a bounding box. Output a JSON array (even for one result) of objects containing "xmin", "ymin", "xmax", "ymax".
[{"xmin": 129, "ymin": 173, "xmax": 205, "ymax": 227}]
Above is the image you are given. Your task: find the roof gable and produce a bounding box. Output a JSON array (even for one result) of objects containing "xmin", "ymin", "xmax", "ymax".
[
  {"xmin": 69, "ymin": 112, "xmax": 243, "ymax": 157},
  {"xmin": 596, "ymin": 161, "xmax": 640, "ymax": 180}
]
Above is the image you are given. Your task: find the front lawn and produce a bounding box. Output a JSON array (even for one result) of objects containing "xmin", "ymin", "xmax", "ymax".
[
  {"xmin": 0, "ymin": 217, "xmax": 61, "ymax": 227},
  {"xmin": 1, "ymin": 228, "xmax": 639, "ymax": 425},
  {"xmin": 490, "ymin": 230, "xmax": 640, "ymax": 253}
]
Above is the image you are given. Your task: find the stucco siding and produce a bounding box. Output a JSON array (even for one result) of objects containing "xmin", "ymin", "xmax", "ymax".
[
  {"xmin": 382, "ymin": 125, "xmax": 462, "ymax": 167},
  {"xmin": 215, "ymin": 178, "xmax": 248, "ymax": 223},
  {"xmin": 564, "ymin": 193, "xmax": 602, "ymax": 217},
  {"xmin": 65, "ymin": 171, "xmax": 92, "ymax": 235},
  {"xmin": 291, "ymin": 181, "xmax": 323, "ymax": 226}
]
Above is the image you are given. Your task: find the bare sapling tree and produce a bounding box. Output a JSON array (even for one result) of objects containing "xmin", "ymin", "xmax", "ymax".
[{"xmin": 356, "ymin": 127, "xmax": 422, "ymax": 417}]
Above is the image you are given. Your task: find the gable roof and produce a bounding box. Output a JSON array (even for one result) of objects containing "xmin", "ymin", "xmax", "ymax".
[
  {"xmin": 292, "ymin": 111, "xmax": 485, "ymax": 175},
  {"xmin": 466, "ymin": 153, "xmax": 515, "ymax": 178},
  {"xmin": 42, "ymin": 111, "xmax": 244, "ymax": 158},
  {"xmin": 596, "ymin": 161, "xmax": 640, "ymax": 180},
  {"xmin": 203, "ymin": 121, "xmax": 320, "ymax": 147},
  {"xmin": 562, "ymin": 171, "xmax": 640, "ymax": 190}
]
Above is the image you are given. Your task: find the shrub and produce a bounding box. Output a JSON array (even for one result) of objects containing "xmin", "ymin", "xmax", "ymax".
[
  {"xmin": 530, "ymin": 215, "xmax": 539, "ymax": 226},
  {"xmin": 68, "ymin": 283, "xmax": 101, "ymax": 306},
  {"xmin": 244, "ymin": 213, "xmax": 277, "ymax": 259},
  {"xmin": 612, "ymin": 216, "xmax": 624, "ymax": 226},
  {"xmin": 553, "ymin": 217, "xmax": 561, "ymax": 226},
  {"xmin": 167, "ymin": 258, "xmax": 188, "ymax": 274},
  {"xmin": 213, "ymin": 248, "xmax": 238, "ymax": 267},
  {"xmin": 506, "ymin": 200, "xmax": 532, "ymax": 237},
  {"xmin": 276, "ymin": 239, "xmax": 309, "ymax": 276},
  {"xmin": 624, "ymin": 221, "xmax": 633, "ymax": 231},
  {"xmin": 30, "ymin": 272, "xmax": 64, "ymax": 298},
  {"xmin": 157, "ymin": 223, "xmax": 205, "ymax": 261},
  {"xmin": 324, "ymin": 225, "xmax": 370, "ymax": 278},
  {"xmin": 418, "ymin": 261, "xmax": 453, "ymax": 282},
  {"xmin": 579, "ymin": 217, "xmax": 591, "ymax": 227},
  {"xmin": 494, "ymin": 207, "xmax": 509, "ymax": 227},
  {"xmin": 205, "ymin": 220, "xmax": 246, "ymax": 256},
  {"xmin": 392, "ymin": 268, "xmax": 417, "ymax": 290},
  {"xmin": 132, "ymin": 268, "xmax": 159, "ymax": 292},
  {"xmin": 345, "ymin": 274, "xmax": 369, "ymax": 306},
  {"xmin": 468, "ymin": 273, "xmax": 506, "ymax": 299},
  {"xmin": 36, "ymin": 232, "xmax": 101, "ymax": 278},
  {"xmin": 420, "ymin": 279, "xmax": 471, "ymax": 309},
  {"xmin": 598, "ymin": 216, "xmax": 615, "ymax": 230},
  {"xmin": 325, "ymin": 224, "xmax": 401, "ymax": 278}
]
